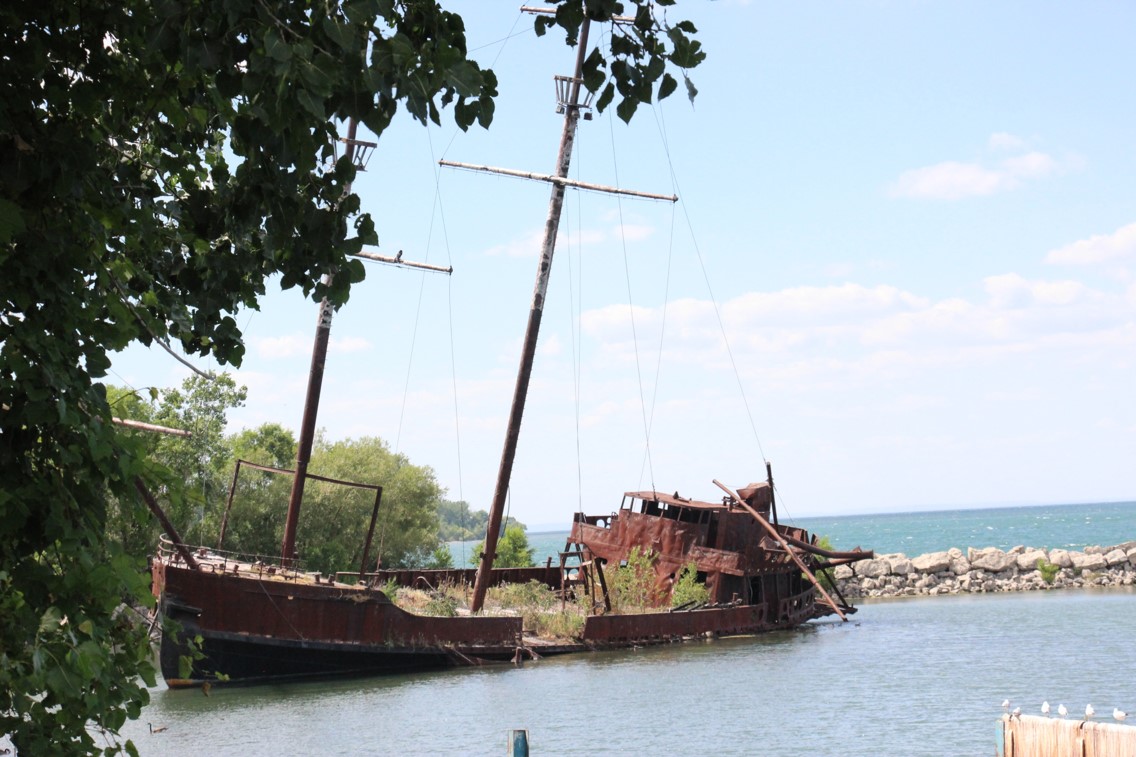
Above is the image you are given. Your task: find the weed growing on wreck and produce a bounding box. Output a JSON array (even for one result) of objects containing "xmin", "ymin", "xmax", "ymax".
[
  {"xmin": 529, "ymin": 608, "xmax": 586, "ymax": 639},
  {"xmin": 811, "ymin": 535, "xmax": 836, "ymax": 590},
  {"xmin": 490, "ymin": 580, "xmax": 557, "ymax": 612},
  {"xmin": 670, "ymin": 563, "xmax": 709, "ymax": 608},
  {"xmin": 606, "ymin": 547, "xmax": 659, "ymax": 612},
  {"xmin": 485, "ymin": 580, "xmax": 587, "ymax": 639},
  {"xmin": 423, "ymin": 594, "xmax": 459, "ymax": 617}
]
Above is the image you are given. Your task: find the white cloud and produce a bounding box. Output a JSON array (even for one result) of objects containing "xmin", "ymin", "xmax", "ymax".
[
  {"xmin": 988, "ymin": 132, "xmax": 1028, "ymax": 151},
  {"xmin": 889, "ymin": 135, "xmax": 1064, "ymax": 200},
  {"xmin": 1045, "ymin": 222, "xmax": 1136, "ymax": 266},
  {"xmin": 331, "ymin": 335, "xmax": 373, "ymax": 353},
  {"xmin": 890, "ymin": 161, "xmax": 1009, "ymax": 200},
  {"xmin": 253, "ymin": 334, "xmax": 310, "ymax": 359},
  {"xmin": 576, "ymin": 274, "xmax": 1134, "ymax": 386},
  {"xmin": 539, "ymin": 333, "xmax": 563, "ymax": 357}
]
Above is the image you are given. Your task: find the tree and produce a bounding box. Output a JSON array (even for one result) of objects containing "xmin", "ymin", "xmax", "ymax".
[
  {"xmin": 298, "ymin": 435, "xmax": 445, "ymax": 573},
  {"xmin": 0, "ymin": 2, "xmax": 703, "ymax": 753},
  {"xmin": 437, "ymin": 499, "xmax": 525, "ymax": 542},
  {"xmin": 470, "ymin": 525, "xmax": 536, "ymax": 569}
]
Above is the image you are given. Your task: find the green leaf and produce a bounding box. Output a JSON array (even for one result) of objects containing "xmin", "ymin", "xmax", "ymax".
[
  {"xmin": 616, "ymin": 96, "xmax": 639, "ymax": 123},
  {"xmin": 658, "ymin": 72, "xmax": 677, "ymax": 100},
  {"xmin": 38, "ymin": 606, "xmax": 64, "ymax": 635},
  {"xmin": 0, "ymin": 198, "xmax": 26, "ymax": 243},
  {"xmin": 296, "ymin": 89, "xmax": 327, "ymax": 120}
]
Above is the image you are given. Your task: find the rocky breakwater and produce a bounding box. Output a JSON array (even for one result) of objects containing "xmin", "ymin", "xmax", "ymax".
[{"xmin": 833, "ymin": 542, "xmax": 1136, "ymax": 598}]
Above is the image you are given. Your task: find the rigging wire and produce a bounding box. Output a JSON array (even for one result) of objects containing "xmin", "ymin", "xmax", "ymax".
[
  {"xmin": 565, "ymin": 113, "xmax": 586, "ymax": 519},
  {"xmin": 634, "ymin": 106, "xmax": 678, "ymax": 495},
  {"xmin": 647, "ymin": 102, "xmax": 791, "ymax": 523},
  {"xmin": 432, "ymin": 10, "xmax": 526, "ymax": 565},
  {"xmin": 607, "ymin": 92, "xmax": 656, "ymax": 495}
]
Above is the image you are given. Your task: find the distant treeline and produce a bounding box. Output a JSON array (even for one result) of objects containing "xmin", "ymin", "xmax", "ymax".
[{"xmin": 438, "ymin": 500, "xmax": 525, "ymax": 542}]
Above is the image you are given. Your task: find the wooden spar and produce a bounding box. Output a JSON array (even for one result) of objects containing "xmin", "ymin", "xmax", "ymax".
[
  {"xmin": 519, "ymin": 6, "xmax": 635, "ymax": 23},
  {"xmin": 134, "ymin": 477, "xmax": 198, "ymax": 570},
  {"xmin": 437, "ymin": 160, "xmax": 677, "ymax": 203},
  {"xmin": 348, "ymin": 250, "xmax": 454, "ymax": 274},
  {"xmin": 280, "ymin": 118, "xmax": 362, "ymax": 565},
  {"xmin": 470, "ymin": 18, "xmax": 594, "ymax": 614},
  {"xmin": 358, "ymin": 486, "xmax": 384, "ymax": 581},
  {"xmin": 712, "ymin": 478, "xmax": 848, "ymax": 622},
  {"xmin": 112, "ymin": 418, "xmax": 192, "ymax": 437}
]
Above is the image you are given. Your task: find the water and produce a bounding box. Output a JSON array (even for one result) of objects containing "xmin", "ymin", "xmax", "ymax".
[
  {"xmin": 83, "ymin": 502, "xmax": 1136, "ymax": 756},
  {"xmin": 116, "ymin": 589, "xmax": 1136, "ymax": 756}
]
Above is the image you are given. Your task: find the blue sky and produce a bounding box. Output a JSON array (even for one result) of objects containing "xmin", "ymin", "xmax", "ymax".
[{"xmin": 111, "ymin": 2, "xmax": 1135, "ymax": 527}]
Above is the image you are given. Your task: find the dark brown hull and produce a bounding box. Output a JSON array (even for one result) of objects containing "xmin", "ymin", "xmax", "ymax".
[{"xmin": 153, "ymin": 557, "xmax": 826, "ymax": 687}]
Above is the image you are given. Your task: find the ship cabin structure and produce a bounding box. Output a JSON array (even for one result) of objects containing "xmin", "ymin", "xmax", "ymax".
[{"xmin": 568, "ymin": 481, "xmax": 826, "ymax": 625}]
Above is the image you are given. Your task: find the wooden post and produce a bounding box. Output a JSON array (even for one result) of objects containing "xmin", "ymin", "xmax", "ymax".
[
  {"xmin": 712, "ymin": 479, "xmax": 846, "ymax": 622},
  {"xmin": 471, "ymin": 18, "xmax": 593, "ymax": 614},
  {"xmin": 508, "ymin": 729, "xmax": 530, "ymax": 757}
]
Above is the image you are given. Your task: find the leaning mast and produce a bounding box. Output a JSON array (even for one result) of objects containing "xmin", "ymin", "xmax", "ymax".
[{"xmin": 464, "ymin": 15, "xmax": 675, "ymax": 612}]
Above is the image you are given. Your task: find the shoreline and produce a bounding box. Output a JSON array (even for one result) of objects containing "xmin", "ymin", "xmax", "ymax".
[{"xmin": 833, "ymin": 541, "xmax": 1136, "ymax": 599}]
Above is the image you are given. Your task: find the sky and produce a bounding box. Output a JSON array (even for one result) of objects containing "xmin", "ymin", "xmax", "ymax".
[{"xmin": 109, "ymin": 2, "xmax": 1136, "ymax": 528}]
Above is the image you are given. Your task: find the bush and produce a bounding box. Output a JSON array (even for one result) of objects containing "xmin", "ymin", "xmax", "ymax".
[
  {"xmin": 486, "ymin": 580, "xmax": 585, "ymax": 640},
  {"xmin": 606, "ymin": 547, "xmax": 659, "ymax": 613},
  {"xmin": 671, "ymin": 563, "xmax": 710, "ymax": 607}
]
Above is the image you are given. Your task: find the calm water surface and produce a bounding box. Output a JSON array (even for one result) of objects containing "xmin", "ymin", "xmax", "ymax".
[{"xmin": 118, "ymin": 588, "xmax": 1136, "ymax": 756}]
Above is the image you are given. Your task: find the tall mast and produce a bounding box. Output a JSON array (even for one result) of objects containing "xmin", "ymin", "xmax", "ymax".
[
  {"xmin": 469, "ymin": 19, "xmax": 594, "ymax": 612},
  {"xmin": 280, "ymin": 120, "xmax": 361, "ymax": 565}
]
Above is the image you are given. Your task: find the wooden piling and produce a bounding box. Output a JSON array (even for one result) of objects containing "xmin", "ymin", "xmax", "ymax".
[
  {"xmin": 1000, "ymin": 714, "xmax": 1136, "ymax": 756},
  {"xmin": 507, "ymin": 729, "xmax": 529, "ymax": 757}
]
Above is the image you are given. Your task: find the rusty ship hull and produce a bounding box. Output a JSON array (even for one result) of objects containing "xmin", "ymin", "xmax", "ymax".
[{"xmin": 152, "ymin": 477, "xmax": 869, "ymax": 687}]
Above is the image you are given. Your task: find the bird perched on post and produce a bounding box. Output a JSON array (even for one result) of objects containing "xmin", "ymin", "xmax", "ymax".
[
  {"xmin": 1114, "ymin": 708, "xmax": 1128, "ymax": 722},
  {"xmin": 1042, "ymin": 701, "xmax": 1050, "ymax": 717},
  {"xmin": 1012, "ymin": 706, "xmax": 1022, "ymax": 720},
  {"xmin": 1085, "ymin": 704, "xmax": 1095, "ymax": 721},
  {"xmin": 1001, "ymin": 699, "xmax": 1010, "ymax": 712},
  {"xmin": 1058, "ymin": 704, "xmax": 1068, "ymax": 718}
]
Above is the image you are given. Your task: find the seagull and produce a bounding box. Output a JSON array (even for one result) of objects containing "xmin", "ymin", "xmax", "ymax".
[
  {"xmin": 1085, "ymin": 704, "xmax": 1095, "ymax": 720},
  {"xmin": 1115, "ymin": 708, "xmax": 1128, "ymax": 722},
  {"xmin": 1042, "ymin": 701, "xmax": 1051, "ymax": 716},
  {"xmin": 1002, "ymin": 699, "xmax": 1011, "ymax": 711},
  {"xmin": 1058, "ymin": 704, "xmax": 1068, "ymax": 718},
  {"xmin": 1012, "ymin": 706, "xmax": 1022, "ymax": 720}
]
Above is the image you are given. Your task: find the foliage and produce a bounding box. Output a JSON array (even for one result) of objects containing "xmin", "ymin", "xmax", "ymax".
[
  {"xmin": 810, "ymin": 535, "xmax": 836, "ymax": 590},
  {"xmin": 534, "ymin": 0, "xmax": 706, "ymax": 122},
  {"xmin": 1037, "ymin": 558, "xmax": 1061, "ymax": 585},
  {"xmin": 423, "ymin": 593, "xmax": 458, "ymax": 618},
  {"xmin": 605, "ymin": 546, "xmax": 659, "ymax": 612},
  {"xmin": 298, "ymin": 435, "xmax": 444, "ymax": 573},
  {"xmin": 670, "ymin": 562, "xmax": 709, "ymax": 607},
  {"xmin": 437, "ymin": 500, "xmax": 526, "ymax": 542},
  {"xmin": 470, "ymin": 525, "xmax": 536, "ymax": 568},
  {"xmin": 426, "ymin": 544, "xmax": 455, "ymax": 570},
  {"xmin": 486, "ymin": 580, "xmax": 585, "ymax": 639},
  {"xmin": 0, "ymin": 1, "xmax": 702, "ymax": 752}
]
